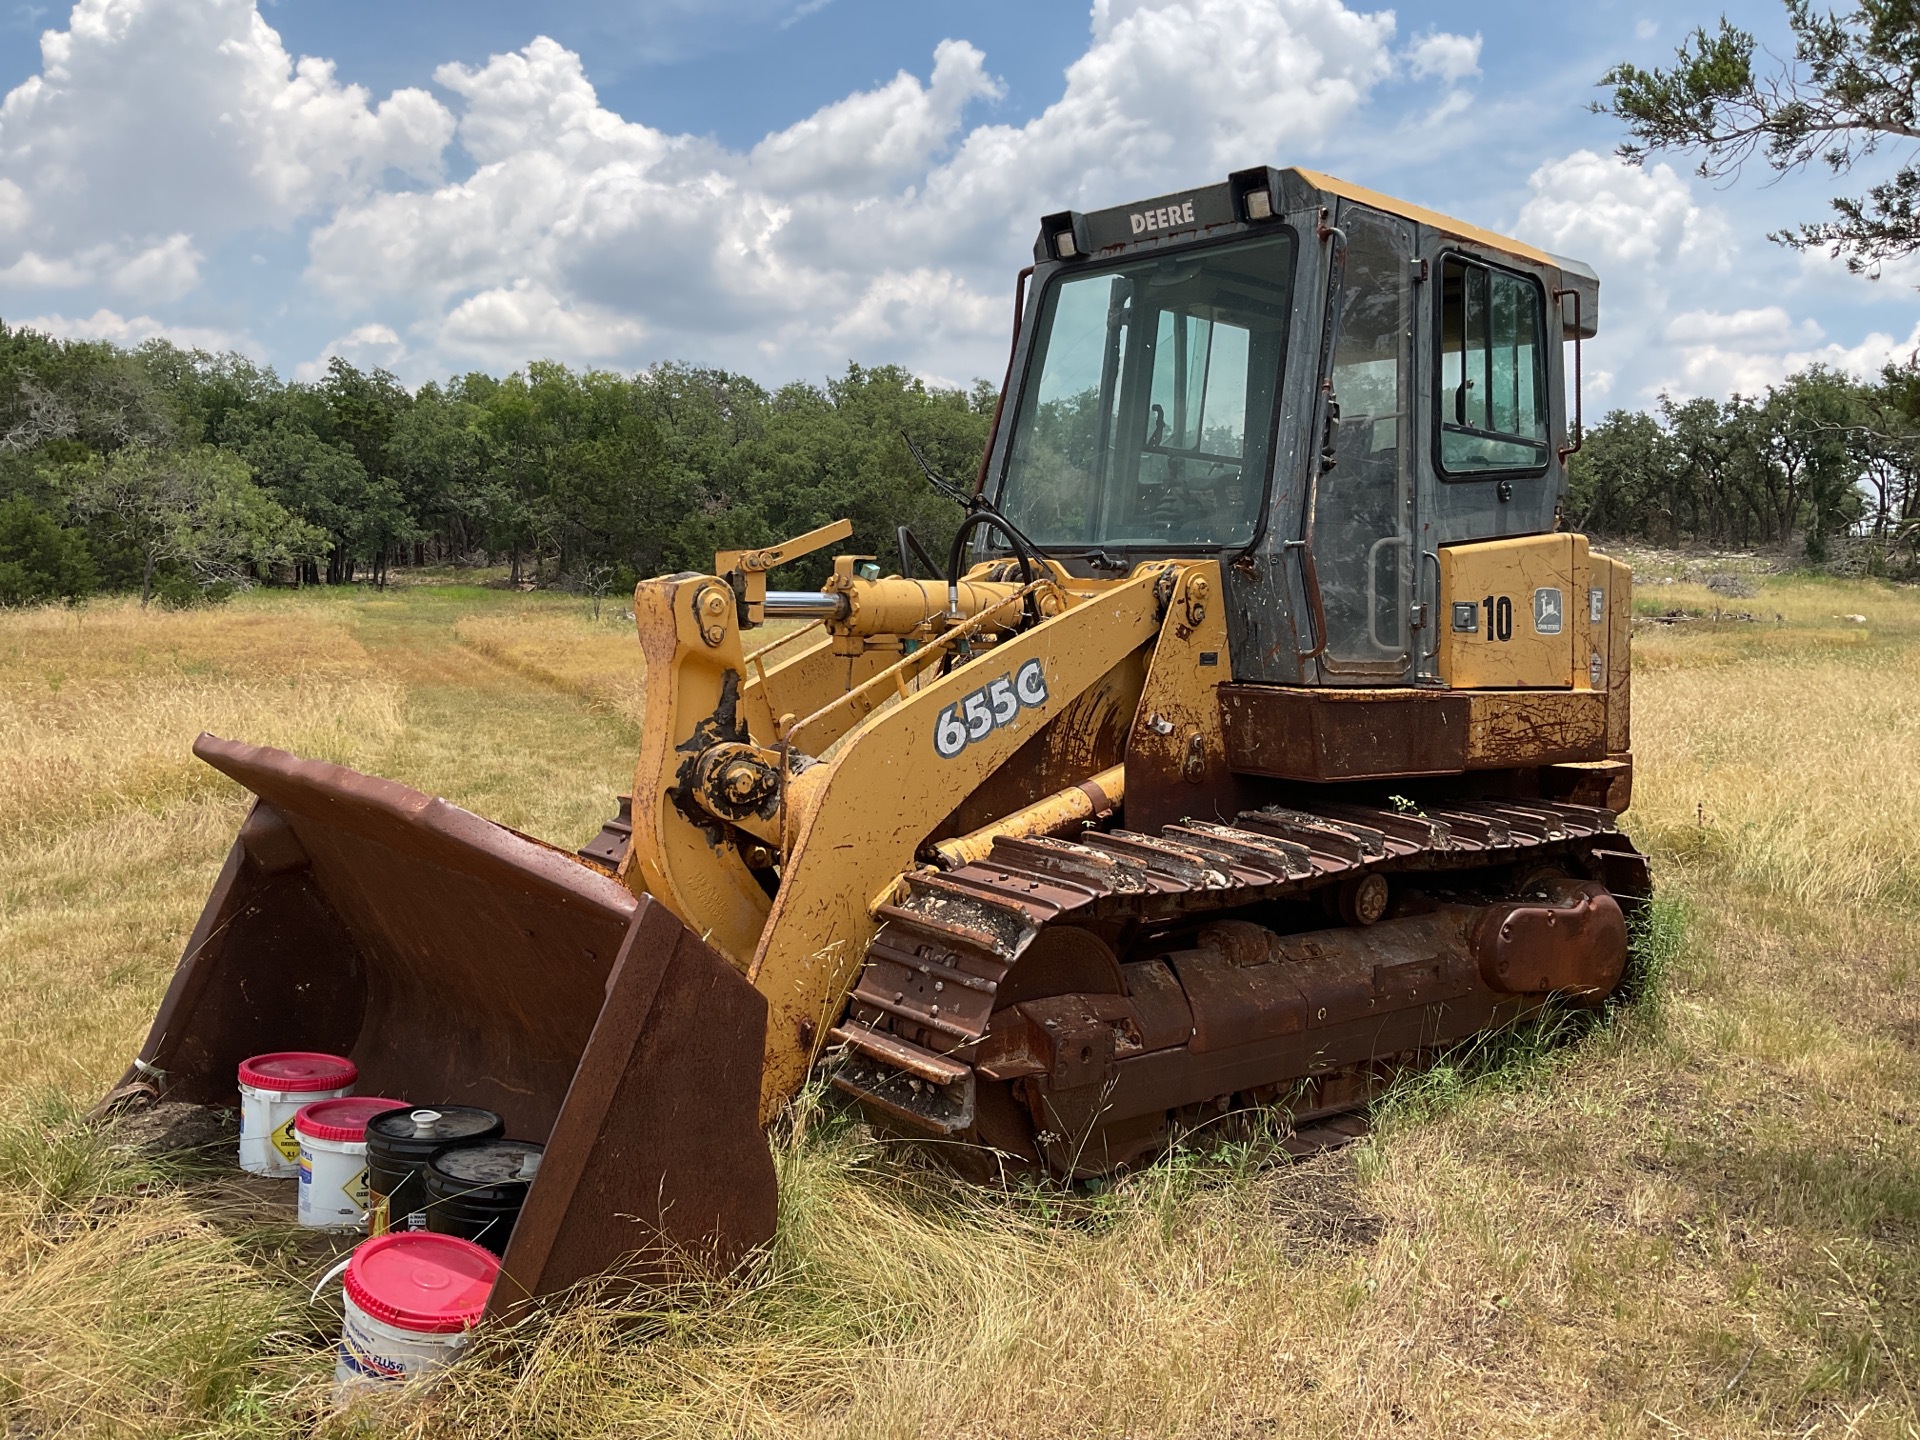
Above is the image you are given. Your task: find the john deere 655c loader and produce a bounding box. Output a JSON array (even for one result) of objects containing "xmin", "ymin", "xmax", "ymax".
[{"xmin": 119, "ymin": 166, "xmax": 1646, "ymax": 1309}]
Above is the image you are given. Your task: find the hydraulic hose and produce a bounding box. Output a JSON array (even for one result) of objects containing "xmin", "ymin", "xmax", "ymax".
[{"xmin": 945, "ymin": 511, "xmax": 1038, "ymax": 622}]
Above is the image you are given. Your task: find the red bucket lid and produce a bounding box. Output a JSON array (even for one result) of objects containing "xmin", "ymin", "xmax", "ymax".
[
  {"xmin": 295, "ymin": 1096, "xmax": 409, "ymax": 1144},
  {"xmin": 237, "ymin": 1051, "xmax": 357, "ymax": 1093},
  {"xmin": 344, "ymin": 1232, "xmax": 499, "ymax": 1334}
]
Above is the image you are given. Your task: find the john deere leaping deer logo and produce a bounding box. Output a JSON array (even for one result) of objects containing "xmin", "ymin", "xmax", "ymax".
[{"xmin": 1533, "ymin": 587, "xmax": 1564, "ymax": 635}]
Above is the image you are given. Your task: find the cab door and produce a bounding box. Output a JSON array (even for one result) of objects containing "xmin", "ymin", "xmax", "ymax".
[{"xmin": 1311, "ymin": 202, "xmax": 1417, "ymax": 683}]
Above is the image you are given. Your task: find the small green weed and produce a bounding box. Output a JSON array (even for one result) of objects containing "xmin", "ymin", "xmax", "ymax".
[{"xmin": 1612, "ymin": 890, "xmax": 1691, "ymax": 1020}]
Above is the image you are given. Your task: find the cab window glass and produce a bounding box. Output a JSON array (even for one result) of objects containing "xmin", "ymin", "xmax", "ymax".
[
  {"xmin": 997, "ymin": 233, "xmax": 1293, "ymax": 550},
  {"xmin": 1439, "ymin": 257, "xmax": 1547, "ymax": 473}
]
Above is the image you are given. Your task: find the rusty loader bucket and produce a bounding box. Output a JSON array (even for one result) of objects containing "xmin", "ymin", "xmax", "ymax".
[{"xmin": 118, "ymin": 736, "xmax": 777, "ymax": 1311}]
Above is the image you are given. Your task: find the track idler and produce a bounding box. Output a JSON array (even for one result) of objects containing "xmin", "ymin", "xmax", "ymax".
[{"xmin": 849, "ymin": 880, "xmax": 1629, "ymax": 1177}]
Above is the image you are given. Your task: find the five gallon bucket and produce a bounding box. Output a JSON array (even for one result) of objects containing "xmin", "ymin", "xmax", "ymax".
[
  {"xmin": 297, "ymin": 1096, "xmax": 409, "ymax": 1230},
  {"xmin": 334, "ymin": 1232, "xmax": 498, "ymax": 1402},
  {"xmin": 237, "ymin": 1052, "xmax": 356, "ymax": 1177},
  {"xmin": 366, "ymin": 1107, "xmax": 504, "ymax": 1236},
  {"xmin": 424, "ymin": 1139, "xmax": 544, "ymax": 1255}
]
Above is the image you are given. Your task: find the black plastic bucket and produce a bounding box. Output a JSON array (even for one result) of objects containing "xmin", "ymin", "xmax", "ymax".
[
  {"xmin": 364, "ymin": 1107, "xmax": 504, "ymax": 1236},
  {"xmin": 423, "ymin": 1138, "xmax": 545, "ymax": 1255}
]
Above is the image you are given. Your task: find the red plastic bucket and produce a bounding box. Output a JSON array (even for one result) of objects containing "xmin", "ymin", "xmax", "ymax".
[
  {"xmin": 236, "ymin": 1051, "xmax": 355, "ymax": 1177},
  {"xmin": 295, "ymin": 1096, "xmax": 407, "ymax": 1230},
  {"xmin": 334, "ymin": 1232, "xmax": 498, "ymax": 1400}
]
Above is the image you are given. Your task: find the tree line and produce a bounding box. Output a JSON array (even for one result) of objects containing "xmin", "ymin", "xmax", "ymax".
[
  {"xmin": 0, "ymin": 324, "xmax": 992, "ymax": 606},
  {"xmin": 0, "ymin": 319, "xmax": 1917, "ymax": 609},
  {"xmin": 1568, "ymin": 362, "xmax": 1920, "ymax": 573},
  {"xmin": 1585, "ymin": 0, "xmax": 1920, "ymax": 575}
]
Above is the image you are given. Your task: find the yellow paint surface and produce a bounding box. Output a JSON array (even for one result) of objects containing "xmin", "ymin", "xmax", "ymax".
[
  {"xmin": 1292, "ymin": 167, "xmax": 1558, "ymax": 267},
  {"xmin": 1438, "ymin": 535, "xmax": 1577, "ymax": 688}
]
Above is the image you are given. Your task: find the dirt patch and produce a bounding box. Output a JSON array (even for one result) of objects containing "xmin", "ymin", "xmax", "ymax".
[
  {"xmin": 1257, "ymin": 1150, "xmax": 1384, "ymax": 1254},
  {"xmin": 1639, "ymin": 608, "xmax": 1758, "ymax": 626},
  {"xmin": 108, "ymin": 1101, "xmax": 236, "ymax": 1159}
]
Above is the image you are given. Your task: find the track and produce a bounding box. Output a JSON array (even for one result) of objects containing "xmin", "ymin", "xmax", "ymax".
[{"xmin": 829, "ymin": 797, "xmax": 1650, "ymax": 1177}]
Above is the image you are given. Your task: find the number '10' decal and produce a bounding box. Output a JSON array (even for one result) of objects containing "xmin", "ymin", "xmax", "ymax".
[
  {"xmin": 1481, "ymin": 594, "xmax": 1514, "ymax": 642},
  {"xmin": 934, "ymin": 659, "xmax": 1048, "ymax": 759}
]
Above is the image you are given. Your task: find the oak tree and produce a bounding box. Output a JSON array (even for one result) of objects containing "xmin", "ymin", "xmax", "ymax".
[{"xmin": 1599, "ymin": 1, "xmax": 1920, "ymax": 273}]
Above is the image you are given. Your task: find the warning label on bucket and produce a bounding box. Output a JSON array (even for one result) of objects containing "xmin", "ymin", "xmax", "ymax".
[{"xmin": 271, "ymin": 1118, "xmax": 301, "ymax": 1162}]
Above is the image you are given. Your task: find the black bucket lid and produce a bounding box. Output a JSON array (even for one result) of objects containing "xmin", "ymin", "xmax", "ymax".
[
  {"xmin": 425, "ymin": 1139, "xmax": 545, "ymax": 1203},
  {"xmin": 366, "ymin": 1106, "xmax": 505, "ymax": 1161}
]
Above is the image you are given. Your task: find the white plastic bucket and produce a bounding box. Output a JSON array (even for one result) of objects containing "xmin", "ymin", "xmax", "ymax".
[
  {"xmin": 236, "ymin": 1052, "xmax": 356, "ymax": 1177},
  {"xmin": 332, "ymin": 1232, "xmax": 499, "ymax": 1404},
  {"xmin": 296, "ymin": 1097, "xmax": 408, "ymax": 1230}
]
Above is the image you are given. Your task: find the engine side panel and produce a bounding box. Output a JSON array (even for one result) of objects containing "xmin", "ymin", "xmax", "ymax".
[{"xmin": 1438, "ymin": 534, "xmax": 1579, "ymax": 687}]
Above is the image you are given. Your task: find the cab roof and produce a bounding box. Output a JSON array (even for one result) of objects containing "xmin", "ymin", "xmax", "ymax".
[
  {"xmin": 1037, "ymin": 165, "xmax": 1599, "ymax": 337},
  {"xmin": 1290, "ymin": 167, "xmax": 1554, "ymax": 267}
]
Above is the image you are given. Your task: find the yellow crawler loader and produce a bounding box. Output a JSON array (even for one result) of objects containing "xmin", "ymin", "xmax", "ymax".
[{"xmin": 119, "ymin": 167, "xmax": 1647, "ymax": 1308}]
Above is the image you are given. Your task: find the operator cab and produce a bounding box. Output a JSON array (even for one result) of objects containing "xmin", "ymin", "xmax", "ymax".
[{"xmin": 983, "ymin": 166, "xmax": 1602, "ymax": 692}]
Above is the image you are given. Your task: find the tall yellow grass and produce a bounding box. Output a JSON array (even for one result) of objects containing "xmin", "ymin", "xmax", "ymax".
[
  {"xmin": 454, "ymin": 609, "xmax": 648, "ymax": 726},
  {"xmin": 0, "ymin": 573, "xmax": 1915, "ymax": 1439},
  {"xmin": 1633, "ymin": 646, "xmax": 1920, "ymax": 907},
  {"xmin": 0, "ymin": 601, "xmax": 403, "ymax": 847}
]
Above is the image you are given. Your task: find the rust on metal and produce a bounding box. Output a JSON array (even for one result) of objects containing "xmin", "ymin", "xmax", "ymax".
[
  {"xmin": 126, "ymin": 736, "xmax": 776, "ymax": 1304},
  {"xmin": 493, "ymin": 894, "xmax": 778, "ymax": 1312},
  {"xmin": 578, "ymin": 793, "xmax": 633, "ymax": 870},
  {"xmin": 1124, "ymin": 565, "xmax": 1247, "ymax": 834},
  {"xmin": 1469, "ymin": 879, "xmax": 1628, "ymax": 996},
  {"xmin": 1542, "ymin": 757, "xmax": 1633, "ymax": 813},
  {"xmin": 1220, "ymin": 685, "xmax": 1470, "ymax": 780},
  {"xmin": 831, "ymin": 793, "xmax": 1647, "ymax": 1177},
  {"xmin": 1466, "ymin": 690, "xmax": 1606, "ymax": 768},
  {"xmin": 1219, "ymin": 685, "xmax": 1613, "ymax": 782}
]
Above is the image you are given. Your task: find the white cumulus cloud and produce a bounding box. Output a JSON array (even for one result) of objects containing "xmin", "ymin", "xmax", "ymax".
[
  {"xmin": 1664, "ymin": 307, "xmax": 1823, "ymax": 348},
  {"xmin": 14, "ymin": 305, "xmax": 251, "ymax": 353},
  {"xmin": 109, "ymin": 233, "xmax": 201, "ymax": 301},
  {"xmin": 1514, "ymin": 150, "xmax": 1920, "ymax": 403},
  {"xmin": 0, "ymin": 249, "xmax": 88, "ymax": 287},
  {"xmin": 305, "ymin": 0, "xmax": 1403, "ymax": 376},
  {"xmin": 438, "ymin": 279, "xmax": 649, "ymax": 369},
  {"xmin": 1517, "ymin": 149, "xmax": 1730, "ymax": 272},
  {"xmin": 0, "ymin": 232, "xmax": 200, "ymax": 297},
  {"xmin": 748, "ymin": 39, "xmax": 1000, "ymax": 196},
  {"xmin": 294, "ymin": 321, "xmax": 409, "ymax": 381},
  {"xmin": 1660, "ymin": 309, "xmax": 1920, "ymax": 397},
  {"xmin": 1406, "ymin": 30, "xmax": 1481, "ymax": 83},
  {"xmin": 0, "ymin": 0, "xmax": 453, "ymax": 303},
  {"xmin": 2, "ymin": 0, "xmax": 1903, "ymax": 407}
]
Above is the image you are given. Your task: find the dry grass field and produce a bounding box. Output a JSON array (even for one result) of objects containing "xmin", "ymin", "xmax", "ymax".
[{"xmin": 0, "ymin": 559, "xmax": 1917, "ymax": 1439}]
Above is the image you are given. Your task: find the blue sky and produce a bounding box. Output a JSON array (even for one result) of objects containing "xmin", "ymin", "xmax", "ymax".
[{"xmin": 0, "ymin": 0, "xmax": 1909, "ymax": 411}]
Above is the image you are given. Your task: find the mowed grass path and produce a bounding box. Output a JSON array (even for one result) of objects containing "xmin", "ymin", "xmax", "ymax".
[
  {"xmin": 0, "ymin": 569, "xmax": 1916, "ymax": 1438},
  {"xmin": 0, "ymin": 584, "xmax": 641, "ymax": 1097}
]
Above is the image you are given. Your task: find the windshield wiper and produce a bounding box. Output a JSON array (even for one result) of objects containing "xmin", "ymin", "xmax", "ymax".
[{"xmin": 900, "ymin": 432, "xmax": 973, "ymax": 510}]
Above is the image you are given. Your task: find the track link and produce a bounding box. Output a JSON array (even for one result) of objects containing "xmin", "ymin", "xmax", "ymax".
[{"xmin": 829, "ymin": 797, "xmax": 1649, "ymax": 1171}]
